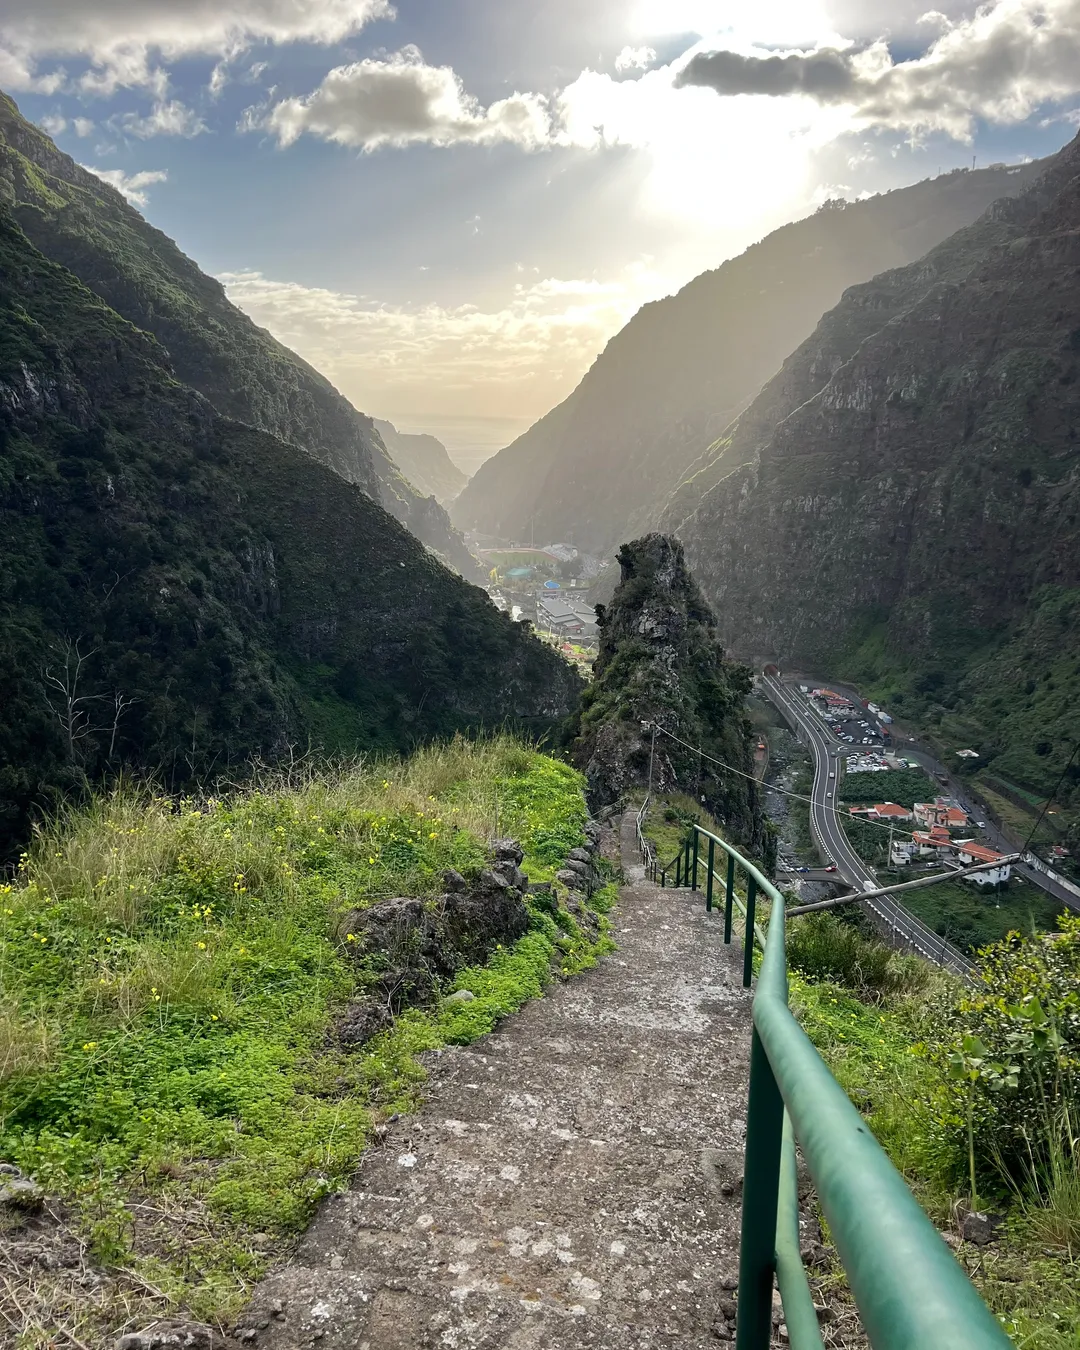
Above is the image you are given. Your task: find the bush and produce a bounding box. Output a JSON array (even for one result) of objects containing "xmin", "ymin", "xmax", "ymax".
[
  {"xmin": 929, "ymin": 915, "xmax": 1080, "ymax": 1191},
  {"xmin": 786, "ymin": 912, "xmax": 930, "ymax": 999}
]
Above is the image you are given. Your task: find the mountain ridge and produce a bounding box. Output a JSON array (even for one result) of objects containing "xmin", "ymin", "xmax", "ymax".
[
  {"xmin": 673, "ymin": 130, "xmax": 1080, "ymax": 836},
  {"xmin": 0, "ymin": 204, "xmax": 580, "ymax": 854},
  {"xmin": 452, "ymin": 155, "xmax": 1055, "ymax": 555},
  {"xmin": 373, "ymin": 417, "xmax": 467, "ymax": 506},
  {"xmin": 0, "ymin": 92, "xmax": 481, "ymax": 580}
]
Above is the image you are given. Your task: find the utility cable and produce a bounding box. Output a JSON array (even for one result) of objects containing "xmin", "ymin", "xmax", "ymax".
[
  {"xmin": 648, "ymin": 720, "xmax": 928, "ymax": 842},
  {"xmin": 1021, "ymin": 738, "xmax": 1080, "ymax": 855}
]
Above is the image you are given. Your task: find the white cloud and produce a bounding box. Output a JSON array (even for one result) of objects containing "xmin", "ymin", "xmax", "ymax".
[
  {"xmin": 39, "ymin": 113, "xmax": 67, "ymax": 135},
  {"xmin": 114, "ymin": 99, "xmax": 208, "ymax": 138},
  {"xmin": 258, "ymin": 46, "xmax": 551, "ymax": 150},
  {"xmin": 218, "ymin": 263, "xmax": 662, "ymax": 418},
  {"xmin": 614, "ymin": 46, "xmax": 656, "ymax": 73},
  {"xmin": 80, "ymin": 164, "xmax": 168, "ymax": 206},
  {"xmin": 73, "ymin": 116, "xmax": 95, "ymax": 136},
  {"xmin": 0, "ymin": 0, "xmax": 394, "ymax": 95}
]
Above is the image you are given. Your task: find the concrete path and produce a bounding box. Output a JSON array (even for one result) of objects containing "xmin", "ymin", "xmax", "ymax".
[{"xmin": 241, "ymin": 815, "xmax": 755, "ymax": 1350}]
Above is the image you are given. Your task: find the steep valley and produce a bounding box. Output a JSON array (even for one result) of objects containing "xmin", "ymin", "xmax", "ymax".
[
  {"xmin": 671, "ymin": 131, "xmax": 1080, "ymax": 846},
  {"xmin": 452, "ymin": 154, "xmax": 1052, "ymax": 557}
]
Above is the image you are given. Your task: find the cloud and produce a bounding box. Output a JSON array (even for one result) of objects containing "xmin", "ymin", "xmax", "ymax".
[
  {"xmin": 217, "ymin": 263, "xmax": 660, "ymax": 418},
  {"xmin": 678, "ymin": 48, "xmax": 858, "ymax": 99},
  {"xmin": 0, "ymin": 0, "xmax": 394, "ymax": 95},
  {"xmin": 113, "ymin": 99, "xmax": 208, "ymax": 138},
  {"xmin": 80, "ymin": 164, "xmax": 168, "ymax": 205},
  {"xmin": 677, "ymin": 0, "xmax": 1080, "ymax": 140},
  {"xmin": 614, "ymin": 46, "xmax": 656, "ymax": 73},
  {"xmin": 259, "ymin": 46, "xmax": 551, "ymax": 150},
  {"xmin": 73, "ymin": 116, "xmax": 95, "ymax": 136},
  {"xmin": 39, "ymin": 113, "xmax": 67, "ymax": 135}
]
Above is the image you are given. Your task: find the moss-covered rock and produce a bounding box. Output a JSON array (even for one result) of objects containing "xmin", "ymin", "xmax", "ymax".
[{"xmin": 567, "ymin": 533, "xmax": 765, "ymax": 855}]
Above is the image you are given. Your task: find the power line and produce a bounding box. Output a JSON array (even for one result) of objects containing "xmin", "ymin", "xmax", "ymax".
[
  {"xmin": 648, "ymin": 721, "xmax": 925, "ymax": 842},
  {"xmin": 1022, "ymin": 739, "xmax": 1080, "ymax": 854}
]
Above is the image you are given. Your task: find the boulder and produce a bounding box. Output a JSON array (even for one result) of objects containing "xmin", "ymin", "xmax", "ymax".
[
  {"xmin": 0, "ymin": 1175, "xmax": 44, "ymax": 1212},
  {"xmin": 556, "ymin": 868, "xmax": 587, "ymax": 892},
  {"xmin": 336, "ymin": 997, "xmax": 393, "ymax": 1048}
]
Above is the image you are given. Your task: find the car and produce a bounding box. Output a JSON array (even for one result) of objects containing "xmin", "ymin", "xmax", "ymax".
[
  {"xmin": 828, "ymin": 771, "xmax": 835, "ymax": 778},
  {"xmin": 826, "ymin": 791, "xmax": 833, "ymax": 798},
  {"xmin": 825, "ymin": 865, "xmax": 838, "ymax": 873}
]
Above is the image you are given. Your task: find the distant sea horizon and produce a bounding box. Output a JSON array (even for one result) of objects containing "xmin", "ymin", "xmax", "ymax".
[{"xmin": 377, "ymin": 411, "xmax": 535, "ymax": 477}]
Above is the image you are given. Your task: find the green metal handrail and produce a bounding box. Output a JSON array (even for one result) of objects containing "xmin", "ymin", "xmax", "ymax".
[{"xmin": 656, "ymin": 819, "xmax": 1011, "ymax": 1350}]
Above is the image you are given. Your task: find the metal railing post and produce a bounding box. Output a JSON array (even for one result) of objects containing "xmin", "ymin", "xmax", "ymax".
[
  {"xmin": 660, "ymin": 868, "xmax": 666, "ymax": 887},
  {"xmin": 706, "ymin": 837, "xmax": 715, "ymax": 912},
  {"xmin": 692, "ymin": 829, "xmax": 700, "ymax": 891},
  {"xmin": 735, "ymin": 1029, "xmax": 784, "ymax": 1350},
  {"xmin": 724, "ymin": 853, "xmax": 735, "ymax": 944},
  {"xmin": 675, "ymin": 853, "xmax": 682, "ymax": 888},
  {"xmin": 743, "ymin": 876, "xmax": 758, "ymax": 988}
]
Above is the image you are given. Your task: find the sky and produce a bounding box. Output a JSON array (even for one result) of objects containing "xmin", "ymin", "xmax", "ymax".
[{"xmin": 5, "ymin": 0, "xmax": 1080, "ymax": 472}]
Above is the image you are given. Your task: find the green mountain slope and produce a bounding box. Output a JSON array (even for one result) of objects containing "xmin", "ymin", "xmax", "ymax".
[
  {"xmin": 674, "ymin": 132, "xmax": 1080, "ymax": 844},
  {"xmin": 451, "ymin": 156, "xmax": 1054, "ymax": 557},
  {"xmin": 373, "ymin": 418, "xmax": 467, "ymax": 506},
  {"xmin": 0, "ymin": 92, "xmax": 480, "ymax": 580},
  {"xmin": 0, "ymin": 209, "xmax": 581, "ymax": 856}
]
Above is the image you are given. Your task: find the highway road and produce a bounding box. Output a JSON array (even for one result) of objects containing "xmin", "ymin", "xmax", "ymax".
[{"xmin": 760, "ymin": 675, "xmax": 975, "ymax": 976}]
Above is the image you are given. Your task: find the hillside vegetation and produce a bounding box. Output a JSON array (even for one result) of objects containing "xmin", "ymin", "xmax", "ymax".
[
  {"xmin": 788, "ymin": 914, "xmax": 1080, "ymax": 1348},
  {"xmin": 0, "ymin": 206, "xmax": 580, "ymax": 856},
  {"xmin": 0, "ymin": 737, "xmax": 614, "ymax": 1344},
  {"xmin": 0, "ymin": 93, "xmax": 480, "ymax": 579},
  {"xmin": 674, "ymin": 131, "xmax": 1080, "ymax": 850},
  {"xmin": 452, "ymin": 156, "xmax": 1051, "ymax": 557}
]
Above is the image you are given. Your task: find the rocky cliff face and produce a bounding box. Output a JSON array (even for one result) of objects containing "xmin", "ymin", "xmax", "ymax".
[
  {"xmin": 568, "ymin": 534, "xmax": 764, "ymax": 854},
  {"xmin": 674, "ymin": 132, "xmax": 1080, "ymax": 830},
  {"xmin": 452, "ymin": 156, "xmax": 1053, "ymax": 556},
  {"xmin": 0, "ymin": 209, "xmax": 581, "ymax": 855},
  {"xmin": 373, "ymin": 418, "xmax": 467, "ymax": 506},
  {"xmin": 0, "ymin": 92, "xmax": 481, "ymax": 580}
]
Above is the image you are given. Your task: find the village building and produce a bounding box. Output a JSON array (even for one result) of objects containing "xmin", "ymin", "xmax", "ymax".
[
  {"xmin": 956, "ymin": 842, "xmax": 1013, "ymax": 886},
  {"xmin": 911, "ymin": 825, "xmax": 954, "ymax": 856},
  {"xmin": 913, "ymin": 799, "xmax": 969, "ymax": 830},
  {"xmin": 850, "ymin": 802, "xmax": 913, "ymax": 822}
]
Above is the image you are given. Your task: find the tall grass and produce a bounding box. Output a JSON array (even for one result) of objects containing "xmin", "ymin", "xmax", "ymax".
[{"xmin": 786, "ymin": 913, "xmax": 931, "ymax": 999}]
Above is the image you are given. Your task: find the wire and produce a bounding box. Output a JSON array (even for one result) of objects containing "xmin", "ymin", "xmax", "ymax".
[
  {"xmin": 1022, "ymin": 739, "xmax": 1080, "ymax": 854},
  {"xmin": 648, "ymin": 720, "xmax": 926, "ymax": 842}
]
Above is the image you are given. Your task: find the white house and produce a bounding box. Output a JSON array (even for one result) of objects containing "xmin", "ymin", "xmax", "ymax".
[{"xmin": 957, "ymin": 842, "xmax": 1012, "ymax": 886}]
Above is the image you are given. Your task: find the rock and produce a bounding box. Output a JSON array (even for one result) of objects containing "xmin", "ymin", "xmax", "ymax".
[
  {"xmin": 442, "ymin": 869, "xmax": 468, "ymax": 892},
  {"xmin": 561, "ymin": 857, "xmax": 591, "ymax": 878},
  {"xmin": 721, "ymin": 1276, "xmax": 739, "ymax": 1291},
  {"xmin": 0, "ymin": 1162, "xmax": 21, "ymax": 1176},
  {"xmin": 583, "ymin": 819, "xmax": 602, "ymax": 841},
  {"xmin": 116, "ymin": 1321, "xmax": 226, "ymax": 1350},
  {"xmin": 556, "ymin": 868, "xmax": 587, "ymax": 892},
  {"xmin": 337, "ymin": 860, "xmax": 529, "ymax": 1011},
  {"xmin": 567, "ymin": 847, "xmax": 593, "ymax": 863},
  {"xmin": 718, "ymin": 1298, "xmax": 737, "ymax": 1318},
  {"xmin": 959, "ymin": 1210, "xmax": 1004, "ymax": 1246},
  {"xmin": 710, "ymin": 1323, "xmax": 734, "ymax": 1341},
  {"xmin": 492, "ymin": 839, "xmax": 524, "ymax": 866},
  {"xmin": 939, "ymin": 1228, "xmax": 962, "ymax": 1251},
  {"xmin": 445, "ymin": 989, "xmax": 476, "ymax": 1004},
  {"xmin": 0, "ymin": 1176, "xmax": 44, "ymax": 1211},
  {"xmin": 336, "ymin": 997, "xmax": 392, "ymax": 1049}
]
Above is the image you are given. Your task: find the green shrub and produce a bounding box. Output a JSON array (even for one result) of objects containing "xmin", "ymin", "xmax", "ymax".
[{"xmin": 786, "ymin": 913, "xmax": 930, "ymax": 999}]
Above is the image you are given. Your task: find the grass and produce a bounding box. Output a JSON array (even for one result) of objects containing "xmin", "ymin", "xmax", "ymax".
[
  {"xmin": 637, "ymin": 792, "xmax": 723, "ymax": 871},
  {"xmin": 0, "ymin": 735, "xmax": 615, "ymax": 1343},
  {"xmin": 788, "ymin": 917, "xmax": 1080, "ymax": 1348}
]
